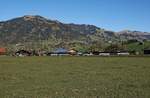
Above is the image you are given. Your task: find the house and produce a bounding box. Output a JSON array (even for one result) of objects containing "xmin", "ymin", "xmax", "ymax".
[
  {"xmin": 47, "ymin": 52, "xmax": 59, "ymax": 56},
  {"xmin": 68, "ymin": 49, "xmax": 77, "ymax": 55},
  {"xmin": 0, "ymin": 48, "xmax": 6, "ymax": 55},
  {"xmin": 77, "ymin": 52, "xmax": 83, "ymax": 56},
  {"xmin": 92, "ymin": 51, "xmax": 100, "ymax": 55},
  {"xmin": 117, "ymin": 51, "xmax": 130, "ymax": 56},
  {"xmin": 15, "ymin": 50, "xmax": 31, "ymax": 56},
  {"xmin": 99, "ymin": 52, "xmax": 110, "ymax": 56},
  {"xmin": 53, "ymin": 48, "xmax": 69, "ymax": 56},
  {"xmin": 83, "ymin": 52, "xmax": 93, "ymax": 56}
]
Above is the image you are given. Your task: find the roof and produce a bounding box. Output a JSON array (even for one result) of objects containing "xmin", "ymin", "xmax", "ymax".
[
  {"xmin": 0, "ymin": 48, "xmax": 6, "ymax": 53},
  {"xmin": 69, "ymin": 49, "xmax": 77, "ymax": 53},
  {"xmin": 15, "ymin": 50, "xmax": 31, "ymax": 54},
  {"xmin": 53, "ymin": 48, "xmax": 68, "ymax": 53}
]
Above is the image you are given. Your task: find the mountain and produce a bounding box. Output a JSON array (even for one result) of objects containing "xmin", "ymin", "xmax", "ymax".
[
  {"xmin": 0, "ymin": 15, "xmax": 117, "ymax": 46},
  {"xmin": 117, "ymin": 30, "xmax": 150, "ymax": 41},
  {"xmin": 0, "ymin": 15, "xmax": 150, "ymax": 49}
]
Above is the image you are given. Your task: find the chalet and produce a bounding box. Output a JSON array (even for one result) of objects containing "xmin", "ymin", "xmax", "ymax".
[
  {"xmin": 52, "ymin": 48, "xmax": 69, "ymax": 56},
  {"xmin": 68, "ymin": 49, "xmax": 77, "ymax": 55},
  {"xmin": 15, "ymin": 50, "xmax": 31, "ymax": 56}
]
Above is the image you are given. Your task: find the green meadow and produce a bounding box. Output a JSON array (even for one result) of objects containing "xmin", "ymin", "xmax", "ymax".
[{"xmin": 0, "ymin": 56, "xmax": 150, "ymax": 98}]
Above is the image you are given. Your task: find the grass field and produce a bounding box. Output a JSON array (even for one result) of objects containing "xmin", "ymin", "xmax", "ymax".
[{"xmin": 0, "ymin": 56, "xmax": 150, "ymax": 98}]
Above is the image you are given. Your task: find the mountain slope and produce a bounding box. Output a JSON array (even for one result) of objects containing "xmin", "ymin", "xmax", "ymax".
[
  {"xmin": 0, "ymin": 15, "xmax": 118, "ymax": 47},
  {"xmin": 0, "ymin": 15, "xmax": 150, "ymax": 48}
]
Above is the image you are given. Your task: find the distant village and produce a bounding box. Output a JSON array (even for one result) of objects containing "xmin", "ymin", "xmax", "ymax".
[{"xmin": 0, "ymin": 47, "xmax": 150, "ymax": 57}]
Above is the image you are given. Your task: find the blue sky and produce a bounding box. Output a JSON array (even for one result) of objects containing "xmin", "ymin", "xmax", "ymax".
[{"xmin": 0, "ymin": 0, "xmax": 150, "ymax": 32}]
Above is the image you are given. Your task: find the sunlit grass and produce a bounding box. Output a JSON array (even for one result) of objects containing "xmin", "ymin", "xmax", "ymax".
[{"xmin": 0, "ymin": 56, "xmax": 150, "ymax": 97}]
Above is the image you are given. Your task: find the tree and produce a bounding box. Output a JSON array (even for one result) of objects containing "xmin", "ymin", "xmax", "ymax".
[
  {"xmin": 105, "ymin": 44, "xmax": 125, "ymax": 52},
  {"xmin": 89, "ymin": 41, "xmax": 103, "ymax": 52}
]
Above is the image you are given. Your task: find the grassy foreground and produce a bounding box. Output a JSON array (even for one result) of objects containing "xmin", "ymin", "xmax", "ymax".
[{"xmin": 0, "ymin": 56, "xmax": 150, "ymax": 98}]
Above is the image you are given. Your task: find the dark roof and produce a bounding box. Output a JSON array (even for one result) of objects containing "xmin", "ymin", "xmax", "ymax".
[{"xmin": 15, "ymin": 50, "xmax": 31, "ymax": 54}]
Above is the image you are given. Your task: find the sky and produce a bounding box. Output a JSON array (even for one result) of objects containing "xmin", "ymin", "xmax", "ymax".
[{"xmin": 0, "ymin": 0, "xmax": 150, "ymax": 32}]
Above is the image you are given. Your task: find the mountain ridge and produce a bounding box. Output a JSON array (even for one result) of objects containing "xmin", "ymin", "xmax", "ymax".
[{"xmin": 0, "ymin": 15, "xmax": 150, "ymax": 49}]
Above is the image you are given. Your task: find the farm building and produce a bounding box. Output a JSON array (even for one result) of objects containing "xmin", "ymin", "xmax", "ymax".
[
  {"xmin": 15, "ymin": 50, "xmax": 31, "ymax": 56},
  {"xmin": 52, "ymin": 48, "xmax": 69, "ymax": 56},
  {"xmin": 83, "ymin": 52, "xmax": 93, "ymax": 56},
  {"xmin": 99, "ymin": 52, "xmax": 110, "ymax": 56},
  {"xmin": 0, "ymin": 48, "xmax": 6, "ymax": 55},
  {"xmin": 92, "ymin": 51, "xmax": 100, "ymax": 55},
  {"xmin": 99, "ymin": 51, "xmax": 130, "ymax": 56},
  {"xmin": 68, "ymin": 49, "xmax": 77, "ymax": 55},
  {"xmin": 117, "ymin": 51, "xmax": 130, "ymax": 56}
]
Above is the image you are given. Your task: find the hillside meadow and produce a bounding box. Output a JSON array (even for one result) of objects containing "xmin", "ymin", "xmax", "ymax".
[{"xmin": 0, "ymin": 56, "xmax": 150, "ymax": 98}]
